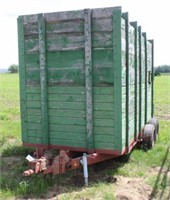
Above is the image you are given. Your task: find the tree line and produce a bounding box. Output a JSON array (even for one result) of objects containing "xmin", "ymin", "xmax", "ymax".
[{"xmin": 154, "ymin": 65, "xmax": 170, "ymax": 76}]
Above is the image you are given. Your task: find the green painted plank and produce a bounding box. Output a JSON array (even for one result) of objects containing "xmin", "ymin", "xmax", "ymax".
[
  {"xmin": 48, "ymin": 93, "xmax": 85, "ymax": 102},
  {"xmin": 27, "ymin": 108, "xmax": 41, "ymax": 116},
  {"xmin": 25, "ymin": 53, "xmax": 39, "ymax": 68},
  {"xmin": 27, "ymin": 86, "xmax": 41, "ymax": 93},
  {"xmin": 49, "ymin": 117, "xmax": 86, "ymax": 126},
  {"xmin": 94, "ymin": 95, "xmax": 113, "ymax": 103},
  {"xmin": 50, "ymin": 132, "xmax": 85, "ymax": 140},
  {"xmin": 94, "ymin": 135, "xmax": 115, "ymax": 143},
  {"xmin": 47, "ymin": 68, "xmax": 85, "ymax": 85},
  {"xmin": 46, "ymin": 50, "xmax": 84, "ymax": 69},
  {"xmin": 27, "ymin": 130, "xmax": 42, "ymax": 137},
  {"xmin": 28, "ymin": 137, "xmax": 42, "ymax": 144},
  {"xmin": 49, "ymin": 124, "xmax": 86, "ymax": 133},
  {"xmin": 27, "ymin": 93, "xmax": 41, "ymax": 101},
  {"xmin": 93, "ymin": 87, "xmax": 114, "ymax": 95},
  {"xmin": 94, "ymin": 127, "xmax": 114, "ymax": 135},
  {"xmin": 93, "ymin": 48, "xmax": 114, "ymax": 86},
  {"xmin": 84, "ymin": 9, "xmax": 93, "ymax": 150},
  {"xmin": 50, "ymin": 138, "xmax": 86, "ymax": 148},
  {"xmin": 27, "ymin": 101, "xmax": 41, "ymax": 108},
  {"xmin": 18, "ymin": 16, "xmax": 28, "ymax": 142},
  {"xmin": 94, "ymin": 119, "xmax": 114, "ymax": 127},
  {"xmin": 48, "ymin": 86, "xmax": 85, "ymax": 94},
  {"xmin": 48, "ymin": 109, "xmax": 85, "ymax": 118},
  {"xmin": 94, "ymin": 142, "xmax": 115, "ymax": 150},
  {"xmin": 27, "ymin": 123, "xmax": 42, "ymax": 131},
  {"xmin": 27, "ymin": 116, "xmax": 41, "ymax": 123},
  {"xmin": 26, "ymin": 69, "xmax": 40, "ymax": 84},
  {"xmin": 48, "ymin": 101, "xmax": 85, "ymax": 110},
  {"xmin": 94, "ymin": 102, "xmax": 114, "ymax": 111},
  {"xmin": 94, "ymin": 110, "xmax": 114, "ymax": 119},
  {"xmin": 92, "ymin": 32, "xmax": 112, "ymax": 48}
]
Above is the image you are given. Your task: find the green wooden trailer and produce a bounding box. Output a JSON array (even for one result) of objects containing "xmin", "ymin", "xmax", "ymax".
[{"xmin": 18, "ymin": 7, "xmax": 158, "ymax": 179}]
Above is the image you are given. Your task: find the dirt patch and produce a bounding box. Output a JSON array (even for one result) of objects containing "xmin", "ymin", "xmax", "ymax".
[{"xmin": 115, "ymin": 176, "xmax": 152, "ymax": 200}]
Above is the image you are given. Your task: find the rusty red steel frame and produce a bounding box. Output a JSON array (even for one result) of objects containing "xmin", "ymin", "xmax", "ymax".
[{"xmin": 23, "ymin": 135, "xmax": 139, "ymax": 176}]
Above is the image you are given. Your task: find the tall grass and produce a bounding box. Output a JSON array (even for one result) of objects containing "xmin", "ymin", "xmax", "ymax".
[{"xmin": 0, "ymin": 73, "xmax": 170, "ymax": 199}]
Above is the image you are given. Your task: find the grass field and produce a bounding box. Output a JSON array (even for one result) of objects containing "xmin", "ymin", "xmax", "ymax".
[{"xmin": 0, "ymin": 73, "xmax": 170, "ymax": 199}]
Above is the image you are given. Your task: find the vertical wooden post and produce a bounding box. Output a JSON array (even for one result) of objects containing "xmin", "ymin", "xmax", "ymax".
[
  {"xmin": 18, "ymin": 16, "xmax": 27, "ymax": 142},
  {"xmin": 38, "ymin": 14, "xmax": 49, "ymax": 145},
  {"xmin": 143, "ymin": 33, "xmax": 148, "ymax": 124},
  {"xmin": 113, "ymin": 7, "xmax": 123, "ymax": 151},
  {"xmin": 138, "ymin": 26, "xmax": 142, "ymax": 131},
  {"xmin": 84, "ymin": 9, "xmax": 93, "ymax": 150},
  {"xmin": 122, "ymin": 12, "xmax": 129, "ymax": 148},
  {"xmin": 131, "ymin": 21, "xmax": 138, "ymax": 139},
  {"xmin": 148, "ymin": 40, "xmax": 154, "ymax": 117}
]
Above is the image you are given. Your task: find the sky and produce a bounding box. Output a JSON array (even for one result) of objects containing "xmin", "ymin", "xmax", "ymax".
[{"xmin": 0, "ymin": 0, "xmax": 170, "ymax": 69}]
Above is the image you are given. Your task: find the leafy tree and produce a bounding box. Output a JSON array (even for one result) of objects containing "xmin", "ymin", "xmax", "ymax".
[
  {"xmin": 154, "ymin": 65, "xmax": 170, "ymax": 76},
  {"xmin": 8, "ymin": 64, "xmax": 18, "ymax": 73}
]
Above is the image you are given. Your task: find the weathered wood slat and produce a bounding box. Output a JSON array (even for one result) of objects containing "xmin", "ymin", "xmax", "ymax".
[
  {"xmin": 49, "ymin": 124, "xmax": 86, "ymax": 133},
  {"xmin": 94, "ymin": 102, "xmax": 114, "ymax": 111},
  {"xmin": 50, "ymin": 132, "xmax": 85, "ymax": 140},
  {"xmin": 45, "ymin": 10, "xmax": 84, "ymax": 21},
  {"xmin": 47, "ymin": 50, "xmax": 84, "ymax": 68},
  {"xmin": 92, "ymin": 32, "xmax": 112, "ymax": 47},
  {"xmin": 27, "ymin": 101, "xmax": 41, "ymax": 108},
  {"xmin": 49, "ymin": 117, "xmax": 86, "ymax": 126},
  {"xmin": 47, "ymin": 68, "xmax": 85, "ymax": 85},
  {"xmin": 25, "ymin": 53, "xmax": 39, "ymax": 68},
  {"xmin": 48, "ymin": 94, "xmax": 85, "ymax": 102},
  {"xmin": 94, "ymin": 95, "xmax": 113, "ymax": 103},
  {"xmin": 94, "ymin": 119, "xmax": 114, "ymax": 127},
  {"xmin": 49, "ymin": 138, "xmax": 86, "ymax": 148},
  {"xmin": 46, "ymin": 19, "xmax": 84, "ymax": 34},
  {"xmin": 49, "ymin": 109, "xmax": 85, "ymax": 118},
  {"xmin": 27, "ymin": 123, "xmax": 42, "ymax": 130},
  {"xmin": 47, "ymin": 33, "xmax": 84, "ymax": 51},
  {"xmin": 92, "ymin": 18, "xmax": 112, "ymax": 32},
  {"xmin": 27, "ymin": 116, "xmax": 41, "ymax": 123},
  {"xmin": 93, "ymin": 87, "xmax": 113, "ymax": 95},
  {"xmin": 48, "ymin": 101, "xmax": 85, "ymax": 110},
  {"xmin": 94, "ymin": 127, "xmax": 114, "ymax": 135},
  {"xmin": 94, "ymin": 135, "xmax": 115, "ymax": 143},
  {"xmin": 94, "ymin": 110, "xmax": 114, "ymax": 119},
  {"xmin": 48, "ymin": 86, "xmax": 85, "ymax": 94},
  {"xmin": 27, "ymin": 108, "xmax": 41, "ymax": 116},
  {"xmin": 28, "ymin": 137, "xmax": 42, "ymax": 144}
]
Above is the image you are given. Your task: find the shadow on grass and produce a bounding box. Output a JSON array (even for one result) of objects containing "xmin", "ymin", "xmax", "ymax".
[
  {"xmin": 150, "ymin": 146, "xmax": 170, "ymax": 200},
  {"xmin": 0, "ymin": 145, "xmax": 130, "ymax": 199}
]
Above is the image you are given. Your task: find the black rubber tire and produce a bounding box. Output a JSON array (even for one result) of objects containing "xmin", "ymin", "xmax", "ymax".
[
  {"xmin": 142, "ymin": 124, "xmax": 155, "ymax": 150},
  {"xmin": 149, "ymin": 118, "xmax": 159, "ymax": 133}
]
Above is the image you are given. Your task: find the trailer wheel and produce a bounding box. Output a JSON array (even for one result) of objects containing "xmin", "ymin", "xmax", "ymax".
[
  {"xmin": 142, "ymin": 124, "xmax": 155, "ymax": 149},
  {"xmin": 149, "ymin": 117, "xmax": 159, "ymax": 141}
]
